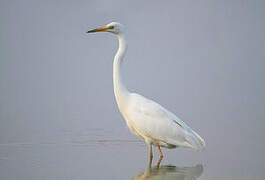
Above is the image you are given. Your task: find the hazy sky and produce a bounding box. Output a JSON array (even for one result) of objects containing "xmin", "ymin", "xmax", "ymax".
[{"xmin": 0, "ymin": 0, "xmax": 265, "ymax": 179}]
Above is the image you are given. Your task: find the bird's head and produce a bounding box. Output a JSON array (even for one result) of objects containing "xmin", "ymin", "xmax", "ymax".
[{"xmin": 86, "ymin": 22, "xmax": 125, "ymax": 35}]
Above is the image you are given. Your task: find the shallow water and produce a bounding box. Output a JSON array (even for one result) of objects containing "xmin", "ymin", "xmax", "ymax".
[{"xmin": 0, "ymin": 128, "xmax": 264, "ymax": 180}]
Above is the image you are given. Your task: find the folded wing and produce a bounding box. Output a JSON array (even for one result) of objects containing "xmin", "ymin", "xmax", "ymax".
[{"xmin": 127, "ymin": 93, "xmax": 205, "ymax": 150}]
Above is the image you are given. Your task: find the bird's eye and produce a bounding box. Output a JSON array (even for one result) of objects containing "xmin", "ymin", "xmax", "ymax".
[{"xmin": 109, "ymin": 26, "xmax": 114, "ymax": 29}]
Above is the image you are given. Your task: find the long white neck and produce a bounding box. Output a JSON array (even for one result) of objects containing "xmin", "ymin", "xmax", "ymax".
[{"xmin": 113, "ymin": 33, "xmax": 130, "ymax": 111}]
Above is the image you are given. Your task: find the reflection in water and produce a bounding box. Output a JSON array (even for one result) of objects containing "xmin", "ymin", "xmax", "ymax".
[{"xmin": 132, "ymin": 164, "xmax": 203, "ymax": 180}]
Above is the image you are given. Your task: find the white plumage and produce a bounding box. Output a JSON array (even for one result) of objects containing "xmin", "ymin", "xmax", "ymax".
[
  {"xmin": 124, "ymin": 93, "xmax": 205, "ymax": 150},
  {"xmin": 87, "ymin": 22, "xmax": 205, "ymax": 166}
]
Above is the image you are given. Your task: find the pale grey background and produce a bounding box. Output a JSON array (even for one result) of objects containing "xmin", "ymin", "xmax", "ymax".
[{"xmin": 0, "ymin": 0, "xmax": 265, "ymax": 179}]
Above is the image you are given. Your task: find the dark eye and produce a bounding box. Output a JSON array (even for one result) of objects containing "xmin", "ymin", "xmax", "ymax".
[{"xmin": 109, "ymin": 26, "xmax": 114, "ymax": 29}]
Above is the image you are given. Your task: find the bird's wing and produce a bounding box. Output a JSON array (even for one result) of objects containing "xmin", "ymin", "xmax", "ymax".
[{"xmin": 126, "ymin": 93, "xmax": 190, "ymax": 147}]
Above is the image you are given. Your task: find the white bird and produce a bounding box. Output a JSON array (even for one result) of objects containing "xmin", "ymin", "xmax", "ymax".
[{"xmin": 87, "ymin": 22, "xmax": 205, "ymax": 167}]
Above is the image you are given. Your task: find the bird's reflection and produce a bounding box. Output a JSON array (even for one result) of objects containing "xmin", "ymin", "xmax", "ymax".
[{"xmin": 132, "ymin": 164, "xmax": 203, "ymax": 180}]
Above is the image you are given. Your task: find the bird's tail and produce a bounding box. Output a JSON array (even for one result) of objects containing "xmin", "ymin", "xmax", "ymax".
[{"xmin": 185, "ymin": 129, "xmax": 205, "ymax": 151}]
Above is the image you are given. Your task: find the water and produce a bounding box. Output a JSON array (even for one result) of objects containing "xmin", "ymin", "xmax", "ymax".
[
  {"xmin": 0, "ymin": 128, "xmax": 264, "ymax": 180},
  {"xmin": 132, "ymin": 164, "xmax": 204, "ymax": 180}
]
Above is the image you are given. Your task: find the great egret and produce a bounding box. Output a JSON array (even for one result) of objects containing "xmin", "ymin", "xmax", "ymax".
[{"xmin": 87, "ymin": 22, "xmax": 205, "ymax": 167}]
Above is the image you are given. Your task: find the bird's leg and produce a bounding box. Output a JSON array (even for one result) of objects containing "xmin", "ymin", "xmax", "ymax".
[
  {"xmin": 157, "ymin": 146, "xmax": 164, "ymax": 158},
  {"xmin": 156, "ymin": 146, "xmax": 164, "ymax": 168},
  {"xmin": 148, "ymin": 144, "xmax": 153, "ymax": 168}
]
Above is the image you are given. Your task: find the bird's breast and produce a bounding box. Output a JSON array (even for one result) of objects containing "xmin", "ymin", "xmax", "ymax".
[{"xmin": 121, "ymin": 110, "xmax": 145, "ymax": 140}]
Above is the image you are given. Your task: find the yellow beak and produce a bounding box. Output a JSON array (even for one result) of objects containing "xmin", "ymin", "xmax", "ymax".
[{"xmin": 86, "ymin": 26, "xmax": 109, "ymax": 33}]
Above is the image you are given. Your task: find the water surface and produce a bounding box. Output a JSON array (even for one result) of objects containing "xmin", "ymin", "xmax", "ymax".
[{"xmin": 0, "ymin": 128, "xmax": 264, "ymax": 180}]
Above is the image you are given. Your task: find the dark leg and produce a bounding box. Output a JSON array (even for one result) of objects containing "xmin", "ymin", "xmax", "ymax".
[
  {"xmin": 156, "ymin": 146, "xmax": 163, "ymax": 168},
  {"xmin": 148, "ymin": 144, "xmax": 153, "ymax": 168}
]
